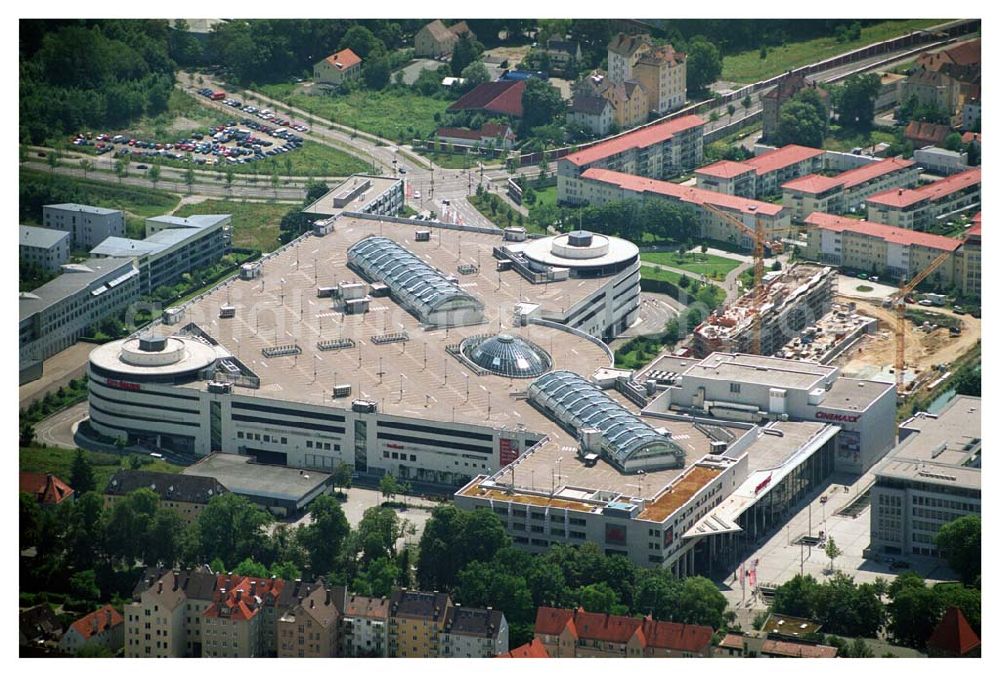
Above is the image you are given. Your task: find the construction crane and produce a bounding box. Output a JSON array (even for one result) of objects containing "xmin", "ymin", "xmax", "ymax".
[
  {"xmin": 701, "ymin": 203, "xmax": 795, "ymax": 355},
  {"xmin": 888, "ymin": 249, "xmax": 954, "ymax": 394}
]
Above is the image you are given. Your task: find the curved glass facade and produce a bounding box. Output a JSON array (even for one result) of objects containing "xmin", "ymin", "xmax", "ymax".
[
  {"xmin": 347, "ymin": 236, "xmax": 484, "ymax": 326},
  {"xmin": 461, "ymin": 333, "xmax": 552, "ymax": 378},
  {"xmin": 528, "ymin": 370, "xmax": 685, "ymax": 473}
]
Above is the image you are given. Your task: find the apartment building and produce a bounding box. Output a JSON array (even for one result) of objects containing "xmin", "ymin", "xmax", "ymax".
[
  {"xmin": 440, "ymin": 606, "xmax": 509, "ymax": 658},
  {"xmin": 341, "ymin": 594, "xmax": 390, "ymax": 657},
  {"xmin": 313, "ymin": 49, "xmax": 361, "ymax": 88},
  {"xmin": 277, "ymin": 586, "xmax": 346, "ymax": 658},
  {"xmin": 43, "ymin": 203, "xmax": 125, "ymax": 249},
  {"xmin": 962, "ymin": 214, "xmax": 980, "ymax": 297},
  {"xmin": 804, "ymin": 212, "xmax": 963, "ymax": 288},
  {"xmin": 782, "ymin": 157, "xmax": 920, "ymax": 221},
  {"xmin": 569, "ymin": 167, "xmax": 791, "ymax": 248},
  {"xmin": 387, "ymin": 590, "xmax": 452, "ymax": 658},
  {"xmin": 869, "ymin": 395, "xmax": 980, "ymax": 559},
  {"xmin": 534, "ymin": 607, "xmax": 714, "ymax": 658},
  {"xmin": 902, "ymin": 68, "xmax": 961, "ymax": 116},
  {"xmin": 20, "ymin": 225, "xmax": 70, "ymax": 274},
  {"xmin": 865, "ymin": 168, "xmax": 981, "ymax": 230},
  {"xmin": 557, "ymin": 114, "xmax": 704, "ymax": 203},
  {"xmin": 104, "ymin": 470, "xmax": 228, "ymax": 523},
  {"xmin": 567, "ymin": 93, "xmax": 615, "ymax": 136},
  {"xmin": 90, "ymin": 214, "xmax": 229, "ymax": 294},
  {"xmin": 696, "ymin": 145, "xmax": 825, "ymax": 198},
  {"xmin": 19, "ymin": 256, "xmax": 139, "ymax": 374},
  {"xmin": 59, "ymin": 605, "xmax": 124, "ymax": 655},
  {"xmin": 607, "ymin": 33, "xmax": 686, "ymax": 114},
  {"xmin": 414, "ymin": 19, "xmax": 474, "ymax": 58}
]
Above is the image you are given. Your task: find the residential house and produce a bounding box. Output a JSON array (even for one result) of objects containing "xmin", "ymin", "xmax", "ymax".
[
  {"xmin": 606, "ymin": 32, "xmax": 650, "ymax": 83},
  {"xmin": 436, "ymin": 122, "xmax": 516, "ymax": 151},
  {"xmin": 961, "ymin": 97, "xmax": 980, "ymax": 131},
  {"xmin": 542, "ymin": 38, "xmax": 582, "ymax": 76},
  {"xmin": 875, "ymin": 72, "xmax": 907, "ymax": 111},
  {"xmin": 915, "ymin": 38, "xmax": 981, "ymax": 108},
  {"xmin": 59, "ymin": 605, "xmax": 125, "ymax": 655},
  {"xmin": 804, "ymin": 212, "xmax": 964, "ymax": 287},
  {"xmin": 533, "ymin": 607, "xmax": 714, "ymax": 658},
  {"xmin": 341, "ymin": 593, "xmax": 390, "ymax": 657},
  {"xmin": 865, "ymin": 167, "xmax": 981, "ymax": 230},
  {"xmin": 104, "ymin": 470, "xmax": 228, "ymax": 523},
  {"xmin": 42, "ymin": 203, "xmax": 125, "ymax": 250},
  {"xmin": 441, "ymin": 606, "xmax": 509, "ymax": 658},
  {"xmin": 782, "ymin": 157, "xmax": 920, "ymax": 220},
  {"xmin": 19, "ymin": 604, "xmax": 63, "ymax": 652},
  {"xmin": 904, "ymin": 120, "xmax": 950, "ymax": 148},
  {"xmin": 567, "ymin": 93, "xmax": 614, "ymax": 136},
  {"xmin": 20, "ymin": 226, "xmax": 70, "ymax": 274},
  {"xmin": 277, "ymin": 585, "xmax": 346, "ymax": 657},
  {"xmin": 313, "ymin": 49, "xmax": 362, "ymax": 88},
  {"xmin": 633, "ymin": 44, "xmax": 686, "ymax": 114},
  {"xmin": 387, "ymin": 590, "xmax": 452, "ymax": 657},
  {"xmin": 19, "ymin": 472, "xmax": 74, "ymax": 507},
  {"xmin": 696, "ymin": 144, "xmax": 825, "ymax": 199},
  {"xmin": 576, "ymin": 167, "xmax": 790, "ymax": 248},
  {"xmin": 926, "ymin": 607, "xmax": 981, "ymax": 657},
  {"xmin": 761, "ymin": 73, "xmax": 829, "ymax": 142},
  {"xmin": 414, "ymin": 20, "xmax": 475, "ymax": 58},
  {"xmin": 901, "ymin": 68, "xmax": 960, "ymax": 117},
  {"xmin": 498, "ymin": 638, "xmax": 549, "ymax": 658},
  {"xmin": 558, "ymin": 114, "xmax": 705, "ymax": 203},
  {"xmin": 714, "ymin": 632, "xmax": 838, "ymax": 658},
  {"xmin": 913, "ymin": 147, "xmax": 968, "ymax": 176},
  {"xmin": 448, "ymin": 80, "xmax": 526, "ymax": 119}
]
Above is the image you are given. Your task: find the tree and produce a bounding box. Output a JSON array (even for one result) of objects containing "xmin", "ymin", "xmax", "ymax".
[
  {"xmin": 576, "ymin": 582, "xmax": 620, "ymax": 614},
  {"xmin": 833, "ymin": 73, "xmax": 880, "ymax": 130},
  {"xmin": 848, "ymin": 636, "xmax": 874, "ymax": 658},
  {"xmin": 341, "ymin": 25, "xmax": 385, "ymax": 60},
  {"xmin": 727, "ymin": 103, "xmax": 736, "ymax": 119},
  {"xmin": 332, "ymin": 462, "xmax": 353, "ymax": 494},
  {"xmin": 114, "ymin": 159, "xmax": 126, "ymax": 183},
  {"xmin": 145, "ymin": 508, "xmax": 185, "ymax": 567},
  {"xmin": 943, "ymin": 132, "xmax": 964, "ymax": 152},
  {"xmin": 824, "ymin": 537, "xmax": 842, "ymax": 571},
  {"xmin": 46, "ymin": 150, "xmax": 60, "ymax": 172},
  {"xmin": 686, "ymin": 37, "xmax": 722, "ymax": 94},
  {"xmin": 356, "ymin": 506, "xmax": 406, "ymax": 562},
  {"xmin": 520, "ymin": 78, "xmax": 564, "ymax": 132},
  {"xmin": 70, "ymin": 448, "xmax": 96, "ymax": 494},
  {"xmin": 417, "ymin": 505, "xmax": 510, "ymax": 592},
  {"xmin": 184, "ymin": 166, "xmax": 195, "ymax": 194},
  {"xmin": 297, "ymin": 494, "xmax": 349, "ymax": 577},
  {"xmin": 352, "ymin": 556, "xmax": 400, "ymax": 597},
  {"xmin": 451, "ymin": 34, "xmax": 483, "ymax": 76},
  {"xmin": 965, "ymin": 140, "xmax": 980, "ymax": 167},
  {"xmin": 676, "ymin": 576, "xmax": 728, "ymax": 628},
  {"xmin": 78, "ymin": 158, "xmax": 93, "ymax": 178},
  {"xmin": 379, "ymin": 473, "xmax": 403, "ymax": 502},
  {"xmin": 197, "ymin": 493, "xmax": 273, "ymax": 569},
  {"xmin": 270, "ymin": 170, "xmax": 280, "ymax": 197},
  {"xmin": 234, "ymin": 557, "xmax": 269, "ymax": 577},
  {"xmin": 460, "ymin": 61, "xmax": 490, "ymax": 90},
  {"xmin": 777, "ymin": 97, "xmax": 827, "ymax": 147},
  {"xmin": 935, "ymin": 515, "xmax": 980, "ymax": 584},
  {"xmin": 147, "ymin": 163, "xmax": 161, "ymax": 189},
  {"xmin": 886, "ymin": 573, "xmax": 945, "ymax": 649},
  {"xmin": 104, "ymin": 487, "xmax": 159, "ymax": 565},
  {"xmin": 742, "ymin": 95, "xmax": 752, "ymax": 117},
  {"xmin": 772, "ymin": 574, "xmax": 820, "ymax": 618},
  {"xmin": 76, "ymin": 643, "xmax": 114, "ymax": 657},
  {"xmin": 363, "ymin": 55, "xmax": 391, "ymax": 90}
]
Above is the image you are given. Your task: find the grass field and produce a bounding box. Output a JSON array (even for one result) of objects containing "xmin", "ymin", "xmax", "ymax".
[
  {"xmin": 420, "ymin": 152, "xmax": 484, "ymax": 169},
  {"xmin": 640, "ymin": 251, "xmax": 741, "ymax": 279},
  {"xmin": 640, "ymin": 265, "xmax": 684, "ymax": 285},
  {"xmin": 259, "ymin": 84, "xmax": 451, "ymax": 142},
  {"xmin": 174, "ymin": 199, "xmax": 291, "ymax": 252},
  {"xmin": 823, "ymin": 126, "xmax": 897, "ymax": 153},
  {"xmin": 20, "ymin": 446, "xmax": 182, "ymax": 491},
  {"xmin": 721, "ymin": 19, "xmax": 949, "ymax": 83}
]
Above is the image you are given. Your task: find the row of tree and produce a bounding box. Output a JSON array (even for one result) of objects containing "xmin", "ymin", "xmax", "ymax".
[
  {"xmin": 527, "ymin": 197, "xmax": 701, "ymax": 245},
  {"xmin": 416, "ymin": 505, "xmax": 731, "ymax": 646}
]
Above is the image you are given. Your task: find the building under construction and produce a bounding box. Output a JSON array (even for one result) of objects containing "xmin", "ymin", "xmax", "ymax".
[{"xmin": 692, "ymin": 264, "xmax": 837, "ymax": 358}]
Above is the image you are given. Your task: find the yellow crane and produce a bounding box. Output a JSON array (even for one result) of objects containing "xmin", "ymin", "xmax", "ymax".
[
  {"xmin": 888, "ymin": 250, "xmax": 954, "ymax": 394},
  {"xmin": 701, "ymin": 203, "xmax": 795, "ymax": 354}
]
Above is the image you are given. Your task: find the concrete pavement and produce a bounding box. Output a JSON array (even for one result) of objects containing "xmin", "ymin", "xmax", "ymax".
[{"xmin": 33, "ymin": 401, "xmax": 89, "ymax": 450}]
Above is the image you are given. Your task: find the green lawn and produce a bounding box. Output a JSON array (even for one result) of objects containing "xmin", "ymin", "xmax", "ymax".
[
  {"xmin": 641, "ymin": 251, "xmax": 741, "ymax": 280},
  {"xmin": 258, "ymin": 84, "xmax": 451, "ymax": 142},
  {"xmin": 420, "ymin": 152, "xmax": 484, "ymax": 169},
  {"xmin": 174, "ymin": 199, "xmax": 291, "ymax": 252},
  {"xmin": 640, "ymin": 265, "xmax": 684, "ymax": 285},
  {"xmin": 721, "ymin": 19, "xmax": 950, "ymax": 83},
  {"xmin": 20, "ymin": 446, "xmax": 182, "ymax": 492},
  {"xmin": 823, "ymin": 127, "xmax": 898, "ymax": 153}
]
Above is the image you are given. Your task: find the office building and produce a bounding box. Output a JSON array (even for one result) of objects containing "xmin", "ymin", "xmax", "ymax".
[
  {"xmin": 43, "ymin": 203, "xmax": 125, "ymax": 249},
  {"xmin": 20, "ymin": 225, "xmax": 70, "ymax": 274}
]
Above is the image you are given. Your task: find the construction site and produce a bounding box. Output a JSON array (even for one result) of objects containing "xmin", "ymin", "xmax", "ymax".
[{"xmin": 692, "ymin": 264, "xmax": 837, "ymax": 358}]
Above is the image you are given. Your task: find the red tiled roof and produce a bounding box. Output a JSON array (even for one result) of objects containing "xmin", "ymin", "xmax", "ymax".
[
  {"xmin": 761, "ymin": 638, "xmax": 838, "ymax": 658},
  {"xmin": 448, "ymin": 80, "xmax": 526, "ymax": 117},
  {"xmin": 783, "ymin": 158, "xmax": 916, "ymax": 194},
  {"xmin": 563, "ymin": 114, "xmax": 705, "ymax": 167},
  {"xmin": 961, "ymin": 131, "xmax": 981, "ymax": 144},
  {"xmin": 927, "ymin": 606, "xmax": 981, "ymax": 656},
  {"xmin": 904, "ymin": 121, "xmax": 950, "ymax": 146},
  {"xmin": 745, "ymin": 145, "xmax": 824, "ymax": 176},
  {"xmin": 573, "ymin": 609, "xmax": 642, "ymax": 643},
  {"xmin": 581, "ymin": 167, "xmax": 784, "ymax": 216},
  {"xmin": 718, "ymin": 633, "xmax": 745, "ymax": 650},
  {"xmin": 69, "ymin": 605, "xmax": 123, "ymax": 641},
  {"xmin": 642, "ymin": 618, "xmax": 714, "ymax": 652},
  {"xmin": 203, "ymin": 574, "xmax": 285, "ymax": 622},
  {"xmin": 917, "ymin": 39, "xmax": 981, "ymax": 71},
  {"xmin": 19, "ymin": 472, "xmax": 74, "ymax": 505},
  {"xmin": 324, "ymin": 48, "xmax": 361, "ymax": 70},
  {"xmin": 866, "ymin": 167, "xmax": 981, "ymax": 208},
  {"xmin": 534, "ymin": 607, "xmax": 576, "ymax": 638},
  {"xmin": 804, "ymin": 212, "xmax": 963, "ymax": 252},
  {"xmin": 436, "ymin": 122, "xmax": 513, "ymax": 141},
  {"xmin": 695, "ymin": 160, "xmax": 755, "ymax": 179},
  {"xmin": 498, "ymin": 638, "xmax": 550, "ymax": 658}
]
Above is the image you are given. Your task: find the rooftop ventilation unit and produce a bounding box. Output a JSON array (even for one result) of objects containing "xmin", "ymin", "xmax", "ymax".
[
  {"xmin": 262, "ymin": 344, "xmax": 301, "ymax": 358},
  {"xmin": 207, "ymin": 381, "xmax": 233, "ymax": 394},
  {"xmin": 139, "ymin": 335, "xmax": 167, "ymax": 352},
  {"xmin": 415, "ymin": 230, "xmax": 431, "ymax": 242},
  {"xmin": 219, "ymin": 305, "xmax": 236, "ymax": 319},
  {"xmin": 352, "ymin": 399, "xmax": 378, "ymax": 414},
  {"xmin": 567, "ymin": 230, "xmax": 593, "ymax": 247},
  {"xmin": 333, "ymin": 384, "xmax": 352, "ymax": 398},
  {"xmin": 317, "ymin": 338, "xmax": 356, "ymax": 352}
]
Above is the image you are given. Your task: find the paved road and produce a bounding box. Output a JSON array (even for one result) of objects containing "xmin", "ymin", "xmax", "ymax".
[
  {"xmin": 608, "ymin": 293, "xmax": 682, "ymax": 349},
  {"xmin": 34, "ymin": 401, "xmax": 89, "ymax": 450}
]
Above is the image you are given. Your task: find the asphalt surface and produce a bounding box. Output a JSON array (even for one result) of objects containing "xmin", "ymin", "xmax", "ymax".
[{"xmin": 34, "ymin": 401, "xmax": 89, "ymax": 449}]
